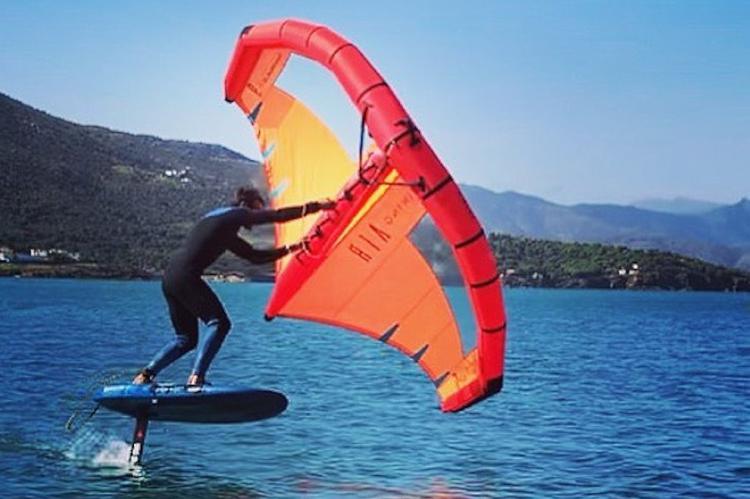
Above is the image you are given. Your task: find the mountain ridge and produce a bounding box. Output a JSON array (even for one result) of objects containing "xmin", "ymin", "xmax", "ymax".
[
  {"xmin": 460, "ymin": 184, "xmax": 750, "ymax": 270},
  {"xmin": 630, "ymin": 196, "xmax": 724, "ymax": 214}
]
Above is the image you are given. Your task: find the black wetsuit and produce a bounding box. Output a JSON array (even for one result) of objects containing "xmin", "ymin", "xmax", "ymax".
[{"xmin": 144, "ymin": 204, "xmax": 308, "ymax": 378}]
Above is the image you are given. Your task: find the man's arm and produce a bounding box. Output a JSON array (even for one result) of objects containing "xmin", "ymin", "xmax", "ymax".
[
  {"xmin": 245, "ymin": 200, "xmax": 336, "ymax": 226},
  {"xmin": 227, "ymin": 236, "xmax": 302, "ymax": 265}
]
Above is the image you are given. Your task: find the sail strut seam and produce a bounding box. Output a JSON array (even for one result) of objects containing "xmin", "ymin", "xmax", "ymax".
[
  {"xmin": 423, "ymin": 175, "xmax": 453, "ymax": 199},
  {"xmin": 470, "ymin": 273, "xmax": 500, "ymax": 289},
  {"xmin": 455, "ymin": 229, "xmax": 485, "ymax": 249},
  {"xmin": 482, "ymin": 322, "xmax": 506, "ymax": 334}
]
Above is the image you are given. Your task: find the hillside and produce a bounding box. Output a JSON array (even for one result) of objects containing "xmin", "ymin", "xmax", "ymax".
[
  {"xmin": 0, "ymin": 92, "xmax": 264, "ymax": 273},
  {"xmin": 489, "ymin": 234, "xmax": 750, "ymax": 291}
]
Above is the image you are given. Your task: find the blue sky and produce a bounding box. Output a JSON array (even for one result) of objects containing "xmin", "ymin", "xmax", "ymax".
[{"xmin": 1, "ymin": 1, "xmax": 748, "ymax": 205}]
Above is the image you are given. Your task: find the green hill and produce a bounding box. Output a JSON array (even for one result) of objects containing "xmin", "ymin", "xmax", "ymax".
[
  {"xmin": 489, "ymin": 234, "xmax": 750, "ymax": 291},
  {"xmin": 0, "ymin": 92, "xmax": 264, "ymax": 275}
]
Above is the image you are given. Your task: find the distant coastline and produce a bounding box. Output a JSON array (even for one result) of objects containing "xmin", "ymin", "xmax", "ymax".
[
  {"xmin": 3, "ymin": 262, "xmax": 748, "ymax": 292},
  {"xmin": 0, "ymin": 263, "xmax": 159, "ymax": 281},
  {"xmin": 0, "ymin": 263, "xmax": 278, "ymax": 284}
]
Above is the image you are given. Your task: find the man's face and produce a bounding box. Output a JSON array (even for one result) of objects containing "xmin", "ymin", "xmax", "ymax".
[{"xmin": 249, "ymin": 197, "xmax": 265, "ymax": 210}]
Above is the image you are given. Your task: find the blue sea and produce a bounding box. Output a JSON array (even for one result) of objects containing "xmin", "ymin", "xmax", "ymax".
[{"xmin": 0, "ymin": 278, "xmax": 748, "ymax": 497}]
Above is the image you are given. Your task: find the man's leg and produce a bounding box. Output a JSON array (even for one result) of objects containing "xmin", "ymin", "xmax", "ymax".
[
  {"xmin": 187, "ymin": 279, "xmax": 231, "ymax": 384},
  {"xmin": 135, "ymin": 289, "xmax": 199, "ymax": 381}
]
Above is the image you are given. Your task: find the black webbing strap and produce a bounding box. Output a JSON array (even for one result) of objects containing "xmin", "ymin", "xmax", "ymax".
[
  {"xmin": 356, "ymin": 106, "xmax": 425, "ymax": 192},
  {"xmin": 358, "ymin": 105, "xmax": 372, "ymax": 185}
]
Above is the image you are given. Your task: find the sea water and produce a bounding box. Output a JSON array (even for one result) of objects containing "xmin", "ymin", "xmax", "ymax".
[{"xmin": 0, "ymin": 278, "xmax": 748, "ymax": 497}]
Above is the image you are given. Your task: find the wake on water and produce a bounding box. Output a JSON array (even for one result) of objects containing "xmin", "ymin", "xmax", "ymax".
[
  {"xmin": 64, "ymin": 425, "xmax": 143, "ymax": 477},
  {"xmin": 62, "ymin": 368, "xmax": 145, "ymax": 476}
]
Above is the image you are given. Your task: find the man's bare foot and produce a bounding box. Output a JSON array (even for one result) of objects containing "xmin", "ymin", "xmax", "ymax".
[
  {"xmin": 186, "ymin": 373, "xmax": 204, "ymax": 386},
  {"xmin": 132, "ymin": 369, "xmax": 155, "ymax": 385}
]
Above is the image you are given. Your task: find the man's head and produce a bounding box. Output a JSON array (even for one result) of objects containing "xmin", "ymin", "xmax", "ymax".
[{"xmin": 234, "ymin": 185, "xmax": 265, "ymax": 209}]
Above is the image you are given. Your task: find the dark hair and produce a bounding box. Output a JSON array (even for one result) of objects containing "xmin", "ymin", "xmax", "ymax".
[{"xmin": 234, "ymin": 185, "xmax": 265, "ymax": 207}]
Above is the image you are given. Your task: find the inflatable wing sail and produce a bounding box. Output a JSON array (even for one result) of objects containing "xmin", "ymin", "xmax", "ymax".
[{"xmin": 224, "ymin": 20, "xmax": 506, "ymax": 412}]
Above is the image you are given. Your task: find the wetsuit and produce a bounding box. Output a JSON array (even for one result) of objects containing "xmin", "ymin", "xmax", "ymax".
[{"xmin": 144, "ymin": 204, "xmax": 313, "ymax": 379}]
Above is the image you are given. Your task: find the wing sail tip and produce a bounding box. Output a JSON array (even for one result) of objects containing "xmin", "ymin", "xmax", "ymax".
[{"xmin": 439, "ymin": 375, "xmax": 504, "ymax": 413}]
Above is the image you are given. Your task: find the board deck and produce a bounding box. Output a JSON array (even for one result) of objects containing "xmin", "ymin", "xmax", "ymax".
[{"xmin": 94, "ymin": 383, "xmax": 288, "ymax": 423}]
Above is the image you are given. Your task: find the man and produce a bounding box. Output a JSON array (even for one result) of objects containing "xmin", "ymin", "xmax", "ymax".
[{"xmin": 133, "ymin": 185, "xmax": 335, "ymax": 386}]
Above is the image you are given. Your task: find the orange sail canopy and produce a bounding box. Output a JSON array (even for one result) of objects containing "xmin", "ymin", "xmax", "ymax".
[{"xmin": 224, "ymin": 20, "xmax": 506, "ymax": 412}]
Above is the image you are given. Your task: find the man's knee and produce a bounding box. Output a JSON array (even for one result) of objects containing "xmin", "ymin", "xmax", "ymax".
[{"xmin": 207, "ymin": 316, "xmax": 231, "ymax": 337}]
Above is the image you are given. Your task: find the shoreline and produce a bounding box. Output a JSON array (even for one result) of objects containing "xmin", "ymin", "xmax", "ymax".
[
  {"xmin": 2, "ymin": 264, "xmax": 748, "ymax": 293},
  {"xmin": 0, "ymin": 263, "xmax": 277, "ymax": 284}
]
